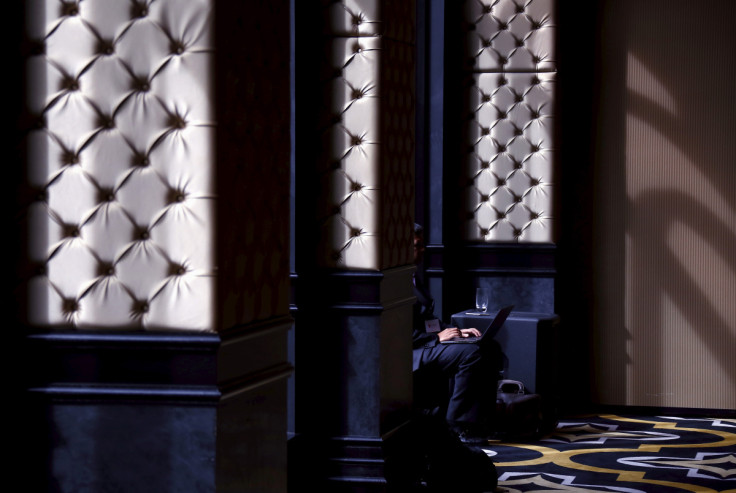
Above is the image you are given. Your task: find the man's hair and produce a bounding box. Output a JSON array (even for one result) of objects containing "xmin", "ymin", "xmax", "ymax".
[{"xmin": 414, "ymin": 223, "xmax": 424, "ymax": 236}]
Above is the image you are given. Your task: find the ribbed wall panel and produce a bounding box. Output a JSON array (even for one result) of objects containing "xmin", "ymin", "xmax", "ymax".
[{"xmin": 594, "ymin": 0, "xmax": 736, "ymax": 410}]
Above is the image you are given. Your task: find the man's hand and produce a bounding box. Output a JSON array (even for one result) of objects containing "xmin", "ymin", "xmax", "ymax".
[
  {"xmin": 437, "ymin": 327, "xmax": 462, "ymax": 342},
  {"xmin": 460, "ymin": 328, "xmax": 482, "ymax": 338},
  {"xmin": 437, "ymin": 327, "xmax": 481, "ymax": 341}
]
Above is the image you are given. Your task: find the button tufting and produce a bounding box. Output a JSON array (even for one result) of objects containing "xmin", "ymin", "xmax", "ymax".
[
  {"xmin": 98, "ymin": 40, "xmax": 115, "ymax": 56},
  {"xmin": 63, "ymin": 77, "xmax": 80, "ymax": 92},
  {"xmin": 134, "ymin": 300, "xmax": 149, "ymax": 314},
  {"xmin": 62, "ymin": 298, "xmax": 79, "ymax": 313},
  {"xmin": 134, "ymin": 154, "xmax": 150, "ymax": 167},
  {"xmin": 170, "ymin": 40, "xmax": 186, "ymax": 55},
  {"xmin": 137, "ymin": 228, "xmax": 150, "ymax": 240},
  {"xmin": 64, "ymin": 224, "xmax": 81, "ymax": 238},
  {"xmin": 63, "ymin": 151, "xmax": 79, "ymax": 165},
  {"xmin": 99, "ymin": 263, "xmax": 115, "ymax": 276},
  {"xmin": 61, "ymin": 2, "xmax": 79, "ymax": 17},
  {"xmin": 134, "ymin": 77, "xmax": 150, "ymax": 93},
  {"xmin": 99, "ymin": 189, "xmax": 115, "ymax": 202},
  {"xmin": 168, "ymin": 189, "xmax": 186, "ymax": 203},
  {"xmin": 169, "ymin": 114, "xmax": 187, "ymax": 130},
  {"xmin": 132, "ymin": 2, "xmax": 148, "ymax": 18}
]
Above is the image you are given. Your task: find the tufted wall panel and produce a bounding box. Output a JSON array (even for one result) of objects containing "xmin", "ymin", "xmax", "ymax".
[
  {"xmin": 314, "ymin": 0, "xmax": 415, "ymax": 270},
  {"xmin": 22, "ymin": 0, "xmax": 291, "ymax": 331},
  {"xmin": 461, "ymin": 0, "xmax": 556, "ymax": 242}
]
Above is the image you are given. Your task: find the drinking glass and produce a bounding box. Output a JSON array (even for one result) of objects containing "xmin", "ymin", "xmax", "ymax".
[{"xmin": 475, "ymin": 288, "xmax": 490, "ymax": 313}]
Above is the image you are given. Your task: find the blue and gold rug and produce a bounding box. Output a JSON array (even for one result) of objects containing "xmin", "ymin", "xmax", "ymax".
[{"xmin": 483, "ymin": 415, "xmax": 736, "ymax": 492}]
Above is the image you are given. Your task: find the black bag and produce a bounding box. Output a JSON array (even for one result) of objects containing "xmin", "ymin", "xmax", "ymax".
[{"xmin": 494, "ymin": 379, "xmax": 556, "ymax": 438}]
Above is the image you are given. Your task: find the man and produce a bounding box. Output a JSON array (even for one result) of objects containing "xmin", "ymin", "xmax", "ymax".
[{"xmin": 412, "ymin": 224, "xmax": 500, "ymax": 443}]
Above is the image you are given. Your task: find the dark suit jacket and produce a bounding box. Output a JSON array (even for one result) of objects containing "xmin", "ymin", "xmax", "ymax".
[{"xmin": 412, "ymin": 276, "xmax": 445, "ymax": 370}]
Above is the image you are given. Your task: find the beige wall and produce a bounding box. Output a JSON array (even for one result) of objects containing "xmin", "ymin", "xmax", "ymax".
[{"xmin": 593, "ymin": 0, "xmax": 736, "ymax": 409}]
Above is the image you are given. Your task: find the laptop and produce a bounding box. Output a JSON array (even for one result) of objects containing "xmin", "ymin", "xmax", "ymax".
[{"xmin": 440, "ymin": 305, "xmax": 514, "ymax": 345}]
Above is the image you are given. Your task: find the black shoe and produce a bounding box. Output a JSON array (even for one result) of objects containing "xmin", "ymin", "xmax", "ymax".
[{"xmin": 451, "ymin": 426, "xmax": 492, "ymax": 445}]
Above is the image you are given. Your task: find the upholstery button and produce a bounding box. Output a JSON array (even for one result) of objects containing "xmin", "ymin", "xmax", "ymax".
[
  {"xmin": 497, "ymin": 211, "xmax": 506, "ymax": 219},
  {"xmin": 134, "ymin": 78, "xmax": 150, "ymax": 92},
  {"xmin": 64, "ymin": 224, "xmax": 79, "ymax": 238},
  {"xmin": 135, "ymin": 300, "xmax": 149, "ymax": 313},
  {"xmin": 352, "ymin": 88, "xmax": 364, "ymax": 100},
  {"xmin": 498, "ymin": 76, "xmax": 507, "ymax": 86},
  {"xmin": 531, "ymin": 178, "xmax": 541, "ymax": 186},
  {"xmin": 351, "ymin": 182, "xmax": 363, "ymax": 192},
  {"xmin": 480, "ymin": 194, "xmax": 489, "ymax": 202},
  {"xmin": 481, "ymin": 127, "xmax": 490, "ymax": 136},
  {"xmin": 532, "ymin": 76, "xmax": 541, "ymax": 85},
  {"xmin": 170, "ymin": 264, "xmax": 186, "ymax": 276},
  {"xmin": 483, "ymin": 38, "xmax": 492, "ymax": 48},
  {"xmin": 516, "ymin": 37, "xmax": 525, "ymax": 48},
  {"xmin": 99, "ymin": 263, "xmax": 115, "ymax": 276},
  {"xmin": 99, "ymin": 189, "xmax": 115, "ymax": 202},
  {"xmin": 138, "ymin": 229, "xmax": 150, "ymax": 240},
  {"xmin": 531, "ymin": 109, "xmax": 541, "ymax": 119},
  {"xmin": 352, "ymin": 14, "xmax": 363, "ymax": 26},
  {"xmin": 514, "ymin": 127, "xmax": 523, "ymax": 136},
  {"xmin": 351, "ymin": 135, "xmax": 363, "ymax": 146},
  {"xmin": 64, "ymin": 77, "xmax": 80, "ymax": 92},
  {"xmin": 351, "ymin": 228, "xmax": 362, "ymax": 238},
  {"xmin": 499, "ymin": 56, "xmax": 508, "ymax": 65},
  {"xmin": 99, "ymin": 40, "xmax": 115, "ymax": 56},
  {"xmin": 133, "ymin": 2, "xmax": 148, "ymax": 17},
  {"xmin": 497, "ymin": 110, "xmax": 507, "ymax": 119},
  {"xmin": 62, "ymin": 2, "xmax": 79, "ymax": 16},
  {"xmin": 513, "ymin": 227, "xmax": 522, "ymax": 238},
  {"xmin": 483, "ymin": 4, "xmax": 492, "ymax": 14},
  {"xmin": 497, "ymin": 177, "xmax": 506, "ymax": 186},
  {"xmin": 134, "ymin": 155, "xmax": 150, "ymax": 167},
  {"xmin": 497, "ymin": 143, "xmax": 507, "ymax": 152},
  {"xmin": 515, "ymin": 94, "xmax": 524, "ymax": 103},
  {"xmin": 516, "ymin": 3, "xmax": 525, "ymax": 13},
  {"xmin": 63, "ymin": 298, "xmax": 79, "ymax": 313},
  {"xmin": 498, "ymin": 22, "xmax": 508, "ymax": 30},
  {"xmin": 513, "ymin": 160, "xmax": 523, "ymax": 170},
  {"xmin": 530, "ymin": 211, "xmax": 540, "ymax": 220},
  {"xmin": 532, "ymin": 55, "xmax": 542, "ymax": 64},
  {"xmin": 171, "ymin": 41, "xmax": 186, "ymax": 55},
  {"xmin": 63, "ymin": 151, "xmax": 79, "ymax": 165},
  {"xmin": 353, "ymin": 43, "xmax": 362, "ymax": 54},
  {"xmin": 482, "ymin": 94, "xmax": 491, "ymax": 103},
  {"xmin": 480, "ymin": 228, "xmax": 490, "ymax": 236},
  {"xmin": 481, "ymin": 161, "xmax": 491, "ymax": 169},
  {"xmin": 531, "ymin": 144, "xmax": 541, "ymax": 152},
  {"xmin": 531, "ymin": 20, "xmax": 542, "ymax": 30},
  {"xmin": 169, "ymin": 115, "xmax": 187, "ymax": 129}
]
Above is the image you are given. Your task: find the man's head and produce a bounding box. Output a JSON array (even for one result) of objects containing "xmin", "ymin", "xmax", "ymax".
[{"xmin": 413, "ymin": 223, "xmax": 425, "ymax": 264}]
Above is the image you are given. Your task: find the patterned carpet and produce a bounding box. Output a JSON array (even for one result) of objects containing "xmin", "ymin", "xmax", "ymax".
[{"xmin": 482, "ymin": 414, "xmax": 736, "ymax": 492}]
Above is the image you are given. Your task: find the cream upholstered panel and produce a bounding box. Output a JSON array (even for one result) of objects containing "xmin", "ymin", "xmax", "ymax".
[
  {"xmin": 316, "ymin": 0, "xmax": 415, "ymax": 270},
  {"xmin": 25, "ymin": 0, "xmax": 214, "ymax": 330},
  {"xmin": 465, "ymin": 72, "xmax": 555, "ymax": 241},
  {"xmin": 466, "ymin": 0, "xmax": 555, "ymax": 72},
  {"xmin": 462, "ymin": 0, "xmax": 555, "ymax": 242}
]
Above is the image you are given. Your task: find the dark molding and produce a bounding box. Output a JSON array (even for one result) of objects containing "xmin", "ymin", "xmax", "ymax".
[{"xmin": 24, "ymin": 316, "xmax": 293, "ymax": 389}]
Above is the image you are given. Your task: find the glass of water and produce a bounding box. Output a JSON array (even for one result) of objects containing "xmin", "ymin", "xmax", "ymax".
[{"xmin": 475, "ymin": 288, "xmax": 490, "ymax": 313}]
